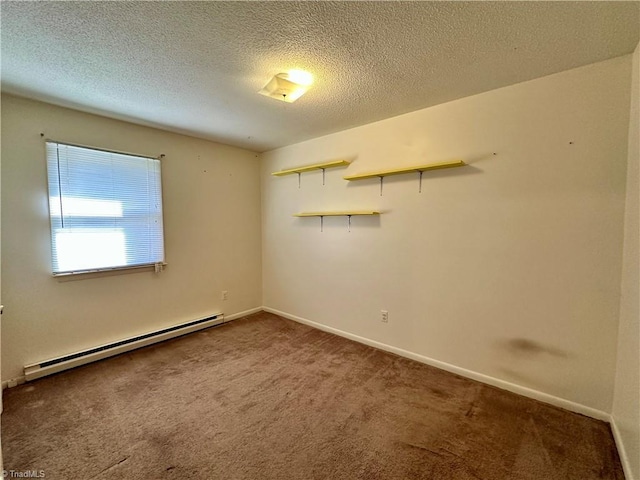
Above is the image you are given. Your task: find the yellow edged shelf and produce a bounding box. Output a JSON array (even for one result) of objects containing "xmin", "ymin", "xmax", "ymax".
[
  {"xmin": 343, "ymin": 160, "xmax": 465, "ymax": 180},
  {"xmin": 272, "ymin": 159, "xmax": 351, "ymax": 176},
  {"xmin": 293, "ymin": 211, "xmax": 379, "ymax": 217},
  {"xmin": 293, "ymin": 211, "xmax": 380, "ymax": 232},
  {"xmin": 343, "ymin": 159, "xmax": 466, "ymax": 195}
]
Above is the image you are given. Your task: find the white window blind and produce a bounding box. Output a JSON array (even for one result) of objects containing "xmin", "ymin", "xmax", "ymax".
[{"xmin": 46, "ymin": 141, "xmax": 165, "ymax": 275}]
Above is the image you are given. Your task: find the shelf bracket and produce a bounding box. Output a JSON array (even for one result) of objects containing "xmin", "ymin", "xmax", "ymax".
[
  {"xmin": 418, "ymin": 170, "xmax": 423, "ymax": 193},
  {"xmin": 320, "ymin": 215, "xmax": 324, "ymax": 232},
  {"xmin": 297, "ymin": 172, "xmax": 301, "ymax": 189},
  {"xmin": 347, "ymin": 215, "xmax": 352, "ymax": 232},
  {"xmin": 321, "ymin": 168, "xmax": 326, "ymax": 185},
  {"xmin": 379, "ymin": 176, "xmax": 384, "ymax": 196}
]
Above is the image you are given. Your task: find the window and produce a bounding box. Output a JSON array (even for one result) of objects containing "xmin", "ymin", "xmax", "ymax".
[{"xmin": 46, "ymin": 141, "xmax": 165, "ymax": 275}]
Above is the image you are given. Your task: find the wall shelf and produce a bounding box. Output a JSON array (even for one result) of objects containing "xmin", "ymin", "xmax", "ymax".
[
  {"xmin": 343, "ymin": 159, "xmax": 466, "ymax": 195},
  {"xmin": 293, "ymin": 211, "xmax": 379, "ymax": 217},
  {"xmin": 272, "ymin": 159, "xmax": 351, "ymax": 187},
  {"xmin": 293, "ymin": 211, "xmax": 379, "ymax": 232}
]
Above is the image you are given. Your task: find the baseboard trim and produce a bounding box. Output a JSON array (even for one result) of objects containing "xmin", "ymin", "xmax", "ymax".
[
  {"xmin": 224, "ymin": 307, "xmax": 263, "ymax": 322},
  {"xmin": 263, "ymin": 306, "xmax": 611, "ymax": 422},
  {"xmin": 610, "ymin": 414, "xmax": 636, "ymax": 480},
  {"xmin": 2, "ymin": 376, "xmax": 27, "ymax": 390}
]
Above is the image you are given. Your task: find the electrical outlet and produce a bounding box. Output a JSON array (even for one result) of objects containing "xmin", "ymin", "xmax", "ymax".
[
  {"xmin": 222, "ymin": 290, "xmax": 228, "ymax": 301},
  {"xmin": 381, "ymin": 310, "xmax": 389, "ymax": 323}
]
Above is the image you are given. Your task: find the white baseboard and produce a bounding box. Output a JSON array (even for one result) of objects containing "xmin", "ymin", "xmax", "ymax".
[
  {"xmin": 263, "ymin": 306, "xmax": 611, "ymax": 422},
  {"xmin": 224, "ymin": 307, "xmax": 263, "ymax": 322},
  {"xmin": 610, "ymin": 415, "xmax": 637, "ymax": 480},
  {"xmin": 2, "ymin": 376, "xmax": 26, "ymax": 390}
]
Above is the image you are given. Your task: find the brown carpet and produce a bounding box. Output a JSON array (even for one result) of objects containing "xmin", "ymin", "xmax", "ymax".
[{"xmin": 2, "ymin": 312, "xmax": 624, "ymax": 479}]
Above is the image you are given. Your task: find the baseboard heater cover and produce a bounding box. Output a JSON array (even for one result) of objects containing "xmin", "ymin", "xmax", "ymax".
[{"xmin": 24, "ymin": 313, "xmax": 224, "ymax": 381}]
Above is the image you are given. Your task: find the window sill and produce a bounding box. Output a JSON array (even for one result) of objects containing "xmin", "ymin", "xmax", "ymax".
[{"xmin": 53, "ymin": 263, "xmax": 167, "ymax": 281}]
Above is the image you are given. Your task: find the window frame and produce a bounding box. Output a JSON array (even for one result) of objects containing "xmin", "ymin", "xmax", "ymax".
[{"xmin": 45, "ymin": 140, "xmax": 167, "ymax": 277}]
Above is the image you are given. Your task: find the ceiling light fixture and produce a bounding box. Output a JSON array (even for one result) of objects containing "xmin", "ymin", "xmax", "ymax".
[{"xmin": 258, "ymin": 69, "xmax": 313, "ymax": 103}]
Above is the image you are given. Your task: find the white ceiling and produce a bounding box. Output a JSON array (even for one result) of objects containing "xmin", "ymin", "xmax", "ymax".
[{"xmin": 1, "ymin": 1, "xmax": 638, "ymax": 153}]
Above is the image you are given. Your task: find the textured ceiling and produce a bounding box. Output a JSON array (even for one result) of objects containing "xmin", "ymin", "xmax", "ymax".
[{"xmin": 1, "ymin": 1, "xmax": 639, "ymax": 152}]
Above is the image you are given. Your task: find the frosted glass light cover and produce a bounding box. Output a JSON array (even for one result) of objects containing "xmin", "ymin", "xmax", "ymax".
[{"xmin": 258, "ymin": 72, "xmax": 311, "ymax": 103}]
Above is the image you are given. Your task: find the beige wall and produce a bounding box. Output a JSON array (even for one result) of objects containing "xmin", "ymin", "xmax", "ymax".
[
  {"xmin": 613, "ymin": 42, "xmax": 640, "ymax": 480},
  {"xmin": 1, "ymin": 94, "xmax": 262, "ymax": 381},
  {"xmin": 261, "ymin": 56, "xmax": 631, "ymax": 413}
]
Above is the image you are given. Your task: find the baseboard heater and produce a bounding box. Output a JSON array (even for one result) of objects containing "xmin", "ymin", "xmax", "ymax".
[{"xmin": 24, "ymin": 313, "xmax": 224, "ymax": 381}]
